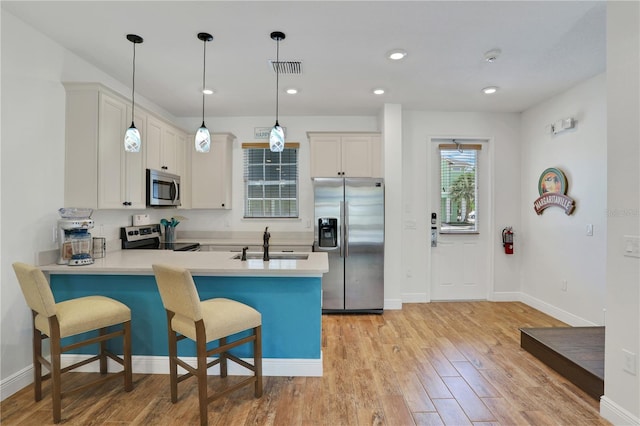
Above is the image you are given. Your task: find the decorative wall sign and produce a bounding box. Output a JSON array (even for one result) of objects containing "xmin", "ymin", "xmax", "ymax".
[
  {"xmin": 254, "ymin": 126, "xmax": 287, "ymax": 140},
  {"xmin": 533, "ymin": 167, "xmax": 576, "ymax": 215}
]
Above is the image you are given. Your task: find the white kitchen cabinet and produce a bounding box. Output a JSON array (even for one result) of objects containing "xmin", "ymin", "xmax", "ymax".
[
  {"xmin": 308, "ymin": 132, "xmax": 382, "ymax": 178},
  {"xmin": 146, "ymin": 117, "xmax": 185, "ymax": 174},
  {"xmin": 64, "ymin": 83, "xmax": 146, "ymax": 209},
  {"xmin": 190, "ymin": 133, "xmax": 235, "ymax": 209}
]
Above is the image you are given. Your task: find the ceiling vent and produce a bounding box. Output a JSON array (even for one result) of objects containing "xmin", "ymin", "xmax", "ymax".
[{"xmin": 269, "ymin": 60, "xmax": 302, "ymax": 74}]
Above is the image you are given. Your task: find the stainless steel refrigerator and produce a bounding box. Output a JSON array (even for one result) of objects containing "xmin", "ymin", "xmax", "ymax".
[{"xmin": 313, "ymin": 178, "xmax": 384, "ymax": 313}]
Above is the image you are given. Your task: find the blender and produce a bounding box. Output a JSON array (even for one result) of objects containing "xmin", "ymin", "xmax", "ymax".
[{"xmin": 57, "ymin": 208, "xmax": 95, "ymax": 265}]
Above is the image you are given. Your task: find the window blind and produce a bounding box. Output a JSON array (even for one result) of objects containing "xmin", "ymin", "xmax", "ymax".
[{"xmin": 242, "ymin": 143, "xmax": 299, "ymax": 218}]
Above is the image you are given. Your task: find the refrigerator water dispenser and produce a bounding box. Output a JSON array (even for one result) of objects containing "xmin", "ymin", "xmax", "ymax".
[{"xmin": 318, "ymin": 218, "xmax": 338, "ymax": 248}]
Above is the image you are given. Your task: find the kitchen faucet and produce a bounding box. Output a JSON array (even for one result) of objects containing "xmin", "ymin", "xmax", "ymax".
[{"xmin": 263, "ymin": 227, "xmax": 270, "ymax": 261}]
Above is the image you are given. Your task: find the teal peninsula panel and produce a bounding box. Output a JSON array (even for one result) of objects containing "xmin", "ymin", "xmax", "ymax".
[{"xmin": 49, "ymin": 274, "xmax": 322, "ymax": 359}]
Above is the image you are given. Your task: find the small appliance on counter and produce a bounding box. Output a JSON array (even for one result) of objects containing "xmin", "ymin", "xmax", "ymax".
[
  {"xmin": 57, "ymin": 208, "xmax": 95, "ymax": 266},
  {"xmin": 120, "ymin": 224, "xmax": 200, "ymax": 251}
]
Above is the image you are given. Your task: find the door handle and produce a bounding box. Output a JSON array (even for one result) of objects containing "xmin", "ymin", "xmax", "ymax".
[
  {"xmin": 172, "ymin": 180, "xmax": 179, "ymax": 204},
  {"xmin": 344, "ymin": 202, "xmax": 349, "ymax": 257}
]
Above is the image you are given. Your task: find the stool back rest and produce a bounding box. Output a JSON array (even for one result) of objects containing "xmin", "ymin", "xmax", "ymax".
[
  {"xmin": 152, "ymin": 264, "xmax": 203, "ymax": 321},
  {"xmin": 12, "ymin": 262, "xmax": 57, "ymax": 318}
]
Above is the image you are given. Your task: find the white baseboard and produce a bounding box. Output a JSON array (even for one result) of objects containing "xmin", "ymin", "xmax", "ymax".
[
  {"xmin": 600, "ymin": 396, "xmax": 640, "ymax": 425},
  {"xmin": 64, "ymin": 354, "xmax": 323, "ymax": 377},
  {"xmin": 489, "ymin": 291, "xmax": 521, "ymax": 302},
  {"xmin": 0, "ymin": 354, "xmax": 322, "ymax": 401},
  {"xmin": 384, "ymin": 298, "xmax": 403, "ymax": 310},
  {"xmin": 519, "ymin": 292, "xmax": 598, "ymax": 326},
  {"xmin": 0, "ymin": 365, "xmax": 33, "ymax": 401},
  {"xmin": 401, "ymin": 293, "xmax": 428, "ymax": 303}
]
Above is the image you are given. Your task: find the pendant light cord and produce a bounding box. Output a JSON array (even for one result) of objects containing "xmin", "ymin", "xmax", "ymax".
[
  {"xmin": 202, "ymin": 38, "xmax": 206, "ymax": 124},
  {"xmin": 275, "ymin": 38, "xmax": 280, "ymax": 124},
  {"xmin": 131, "ymin": 41, "xmax": 136, "ymax": 123}
]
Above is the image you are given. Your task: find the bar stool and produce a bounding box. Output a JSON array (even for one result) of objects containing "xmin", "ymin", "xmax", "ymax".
[
  {"xmin": 12, "ymin": 262, "xmax": 132, "ymax": 423},
  {"xmin": 152, "ymin": 264, "xmax": 262, "ymax": 426}
]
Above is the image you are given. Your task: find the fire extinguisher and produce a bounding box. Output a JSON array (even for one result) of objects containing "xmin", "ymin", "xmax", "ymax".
[{"xmin": 502, "ymin": 227, "xmax": 514, "ymax": 254}]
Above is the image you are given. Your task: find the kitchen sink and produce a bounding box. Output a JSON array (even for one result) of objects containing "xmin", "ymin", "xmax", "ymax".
[{"xmin": 232, "ymin": 253, "xmax": 309, "ymax": 260}]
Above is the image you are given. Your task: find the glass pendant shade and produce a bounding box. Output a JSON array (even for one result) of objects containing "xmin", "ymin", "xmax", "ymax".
[
  {"xmin": 269, "ymin": 122, "xmax": 285, "ymax": 152},
  {"xmin": 195, "ymin": 122, "xmax": 211, "ymax": 153},
  {"xmin": 124, "ymin": 123, "xmax": 141, "ymax": 152}
]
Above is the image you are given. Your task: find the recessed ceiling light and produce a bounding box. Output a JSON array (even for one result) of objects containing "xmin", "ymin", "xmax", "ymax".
[
  {"xmin": 387, "ymin": 49, "xmax": 407, "ymax": 61},
  {"xmin": 286, "ymin": 88, "xmax": 298, "ymax": 95},
  {"xmin": 373, "ymin": 88, "xmax": 385, "ymax": 95},
  {"xmin": 202, "ymin": 88, "xmax": 214, "ymax": 95},
  {"xmin": 482, "ymin": 86, "xmax": 499, "ymax": 94},
  {"xmin": 484, "ymin": 49, "xmax": 502, "ymax": 63}
]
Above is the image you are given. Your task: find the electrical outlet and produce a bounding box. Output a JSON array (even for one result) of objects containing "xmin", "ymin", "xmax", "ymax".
[
  {"xmin": 623, "ymin": 235, "xmax": 640, "ymax": 258},
  {"xmin": 561, "ymin": 280, "xmax": 568, "ymax": 292},
  {"xmin": 623, "ymin": 349, "xmax": 637, "ymax": 375}
]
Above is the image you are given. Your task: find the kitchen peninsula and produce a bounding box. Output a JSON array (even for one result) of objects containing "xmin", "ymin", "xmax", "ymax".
[{"xmin": 40, "ymin": 251, "xmax": 328, "ymax": 376}]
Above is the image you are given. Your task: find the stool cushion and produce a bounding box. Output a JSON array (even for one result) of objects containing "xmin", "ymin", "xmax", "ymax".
[
  {"xmin": 34, "ymin": 295, "xmax": 131, "ymax": 338},
  {"xmin": 171, "ymin": 298, "xmax": 261, "ymax": 342}
]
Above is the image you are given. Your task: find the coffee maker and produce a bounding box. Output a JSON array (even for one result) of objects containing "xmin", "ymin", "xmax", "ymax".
[{"xmin": 57, "ymin": 208, "xmax": 95, "ymax": 266}]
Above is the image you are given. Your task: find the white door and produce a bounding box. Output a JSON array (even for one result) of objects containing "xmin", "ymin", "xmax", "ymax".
[{"xmin": 429, "ymin": 138, "xmax": 491, "ymax": 300}]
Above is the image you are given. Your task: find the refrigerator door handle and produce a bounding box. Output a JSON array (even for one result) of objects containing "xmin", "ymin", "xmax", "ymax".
[
  {"xmin": 344, "ymin": 201, "xmax": 349, "ymax": 257},
  {"xmin": 339, "ymin": 201, "xmax": 344, "ymax": 257}
]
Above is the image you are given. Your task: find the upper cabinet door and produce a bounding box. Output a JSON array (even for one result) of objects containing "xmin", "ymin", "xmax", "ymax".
[
  {"xmin": 310, "ymin": 135, "xmax": 342, "ymax": 177},
  {"xmin": 146, "ymin": 117, "xmax": 182, "ymax": 173},
  {"xmin": 341, "ymin": 136, "xmax": 373, "ymax": 177},
  {"xmin": 190, "ymin": 133, "xmax": 234, "ymax": 209},
  {"xmin": 308, "ymin": 132, "xmax": 383, "ymax": 178}
]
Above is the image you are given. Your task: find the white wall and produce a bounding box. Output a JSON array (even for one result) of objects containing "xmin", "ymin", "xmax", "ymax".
[
  {"xmin": 602, "ymin": 2, "xmax": 640, "ymax": 424},
  {"xmin": 400, "ymin": 111, "xmax": 522, "ymax": 301},
  {"xmin": 519, "ymin": 73, "xmax": 607, "ymax": 326}
]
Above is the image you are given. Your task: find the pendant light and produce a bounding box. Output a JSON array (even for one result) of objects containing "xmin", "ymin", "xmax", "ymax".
[
  {"xmin": 124, "ymin": 34, "xmax": 143, "ymax": 153},
  {"xmin": 269, "ymin": 31, "xmax": 286, "ymax": 152},
  {"xmin": 195, "ymin": 32, "xmax": 213, "ymax": 153}
]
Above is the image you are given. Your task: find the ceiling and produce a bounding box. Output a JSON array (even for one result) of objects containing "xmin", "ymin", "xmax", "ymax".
[{"xmin": 2, "ymin": 1, "xmax": 606, "ymax": 118}]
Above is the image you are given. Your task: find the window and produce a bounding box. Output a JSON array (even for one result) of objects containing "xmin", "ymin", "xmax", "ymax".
[
  {"xmin": 243, "ymin": 143, "xmax": 299, "ymax": 218},
  {"xmin": 439, "ymin": 143, "xmax": 480, "ymax": 233}
]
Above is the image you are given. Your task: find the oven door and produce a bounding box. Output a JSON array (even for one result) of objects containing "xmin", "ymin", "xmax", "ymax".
[{"xmin": 146, "ymin": 169, "xmax": 181, "ymax": 207}]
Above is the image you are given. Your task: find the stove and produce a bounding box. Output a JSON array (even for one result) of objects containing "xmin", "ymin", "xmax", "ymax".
[{"xmin": 120, "ymin": 224, "xmax": 200, "ymax": 251}]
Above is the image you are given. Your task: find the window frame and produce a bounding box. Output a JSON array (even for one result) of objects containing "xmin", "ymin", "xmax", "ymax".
[
  {"xmin": 438, "ymin": 143, "xmax": 481, "ymax": 234},
  {"xmin": 242, "ymin": 142, "xmax": 300, "ymax": 219}
]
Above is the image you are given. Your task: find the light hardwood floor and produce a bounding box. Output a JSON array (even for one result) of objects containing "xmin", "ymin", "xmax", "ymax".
[{"xmin": 1, "ymin": 302, "xmax": 611, "ymax": 425}]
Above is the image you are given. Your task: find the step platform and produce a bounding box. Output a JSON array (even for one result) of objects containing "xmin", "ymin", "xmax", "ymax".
[{"xmin": 520, "ymin": 326, "xmax": 604, "ymax": 400}]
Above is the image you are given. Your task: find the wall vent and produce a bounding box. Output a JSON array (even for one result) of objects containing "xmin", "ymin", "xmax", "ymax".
[{"xmin": 269, "ymin": 60, "xmax": 302, "ymax": 74}]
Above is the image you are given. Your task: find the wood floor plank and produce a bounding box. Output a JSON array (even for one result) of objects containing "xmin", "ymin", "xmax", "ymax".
[
  {"xmin": 412, "ymin": 411, "xmax": 445, "ymax": 426},
  {"xmin": 441, "ymin": 376, "xmax": 495, "ymax": 422},
  {"xmin": 451, "ymin": 361, "xmax": 502, "ymax": 398},
  {"xmin": 432, "ymin": 398, "xmax": 473, "ymax": 426},
  {"xmin": 1, "ymin": 302, "xmax": 612, "ymax": 426}
]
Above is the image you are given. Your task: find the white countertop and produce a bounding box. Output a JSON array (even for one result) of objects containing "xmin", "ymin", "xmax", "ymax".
[{"xmin": 40, "ymin": 250, "xmax": 328, "ymax": 277}]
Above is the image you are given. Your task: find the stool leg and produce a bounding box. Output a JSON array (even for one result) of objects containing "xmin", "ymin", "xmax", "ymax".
[
  {"xmin": 219, "ymin": 336, "xmax": 227, "ymax": 378},
  {"xmin": 166, "ymin": 311, "xmax": 178, "ymax": 403},
  {"xmin": 99, "ymin": 327, "xmax": 108, "ymax": 374},
  {"xmin": 49, "ymin": 319, "xmax": 63, "ymax": 423},
  {"xmin": 195, "ymin": 321, "xmax": 208, "ymax": 426},
  {"xmin": 123, "ymin": 321, "xmax": 133, "ymax": 391},
  {"xmin": 254, "ymin": 326, "xmax": 263, "ymax": 398},
  {"xmin": 32, "ymin": 313, "xmax": 42, "ymax": 402}
]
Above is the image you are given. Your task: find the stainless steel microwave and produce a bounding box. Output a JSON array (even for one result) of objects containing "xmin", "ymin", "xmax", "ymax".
[{"xmin": 146, "ymin": 169, "xmax": 181, "ymax": 207}]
